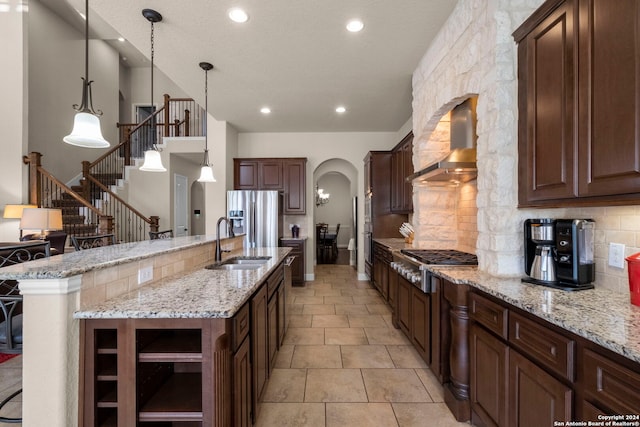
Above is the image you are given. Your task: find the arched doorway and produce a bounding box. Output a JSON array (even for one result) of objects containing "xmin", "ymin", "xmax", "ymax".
[{"xmin": 314, "ymin": 159, "xmax": 358, "ymax": 267}]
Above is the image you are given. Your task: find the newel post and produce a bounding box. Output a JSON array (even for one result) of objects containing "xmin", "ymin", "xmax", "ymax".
[
  {"xmin": 150, "ymin": 216, "xmax": 159, "ymax": 233},
  {"xmin": 163, "ymin": 94, "xmax": 171, "ymax": 137},
  {"xmin": 81, "ymin": 161, "xmax": 91, "ymax": 202},
  {"xmin": 23, "ymin": 152, "xmax": 42, "ymax": 206},
  {"xmin": 184, "ymin": 109, "xmax": 191, "ymax": 136}
]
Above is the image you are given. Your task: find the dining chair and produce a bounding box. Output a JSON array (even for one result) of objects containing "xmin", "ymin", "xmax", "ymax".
[
  {"xmin": 21, "ymin": 231, "xmax": 68, "ymax": 255},
  {"xmin": 71, "ymin": 234, "xmax": 116, "ymax": 251},
  {"xmin": 149, "ymin": 229, "xmax": 173, "ymax": 240},
  {"xmin": 0, "ymin": 240, "xmax": 50, "ymax": 423}
]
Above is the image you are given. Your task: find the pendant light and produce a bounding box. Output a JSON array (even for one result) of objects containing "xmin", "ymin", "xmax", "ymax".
[
  {"xmin": 197, "ymin": 62, "xmax": 216, "ymax": 182},
  {"xmin": 139, "ymin": 9, "xmax": 167, "ymax": 172},
  {"xmin": 63, "ymin": 0, "xmax": 110, "ymax": 148}
]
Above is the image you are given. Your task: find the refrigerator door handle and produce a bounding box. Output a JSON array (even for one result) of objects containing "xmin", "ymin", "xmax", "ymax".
[{"xmin": 250, "ymin": 200, "xmax": 256, "ymax": 248}]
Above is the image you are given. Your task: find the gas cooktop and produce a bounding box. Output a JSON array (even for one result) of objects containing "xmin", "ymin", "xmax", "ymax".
[{"xmin": 400, "ymin": 249, "xmax": 478, "ymax": 266}]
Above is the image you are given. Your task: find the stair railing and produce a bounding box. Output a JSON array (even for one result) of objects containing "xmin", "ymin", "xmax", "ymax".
[{"xmin": 23, "ymin": 152, "xmax": 114, "ymax": 237}]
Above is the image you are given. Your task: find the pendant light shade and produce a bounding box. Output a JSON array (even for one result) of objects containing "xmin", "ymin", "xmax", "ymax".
[
  {"xmin": 63, "ymin": 0, "xmax": 110, "ymax": 148},
  {"xmin": 198, "ymin": 164, "xmax": 216, "ymax": 182},
  {"xmin": 139, "ymin": 9, "xmax": 166, "ymax": 172},
  {"xmin": 64, "ymin": 112, "xmax": 109, "ymax": 148},
  {"xmin": 140, "ymin": 149, "xmax": 167, "ymax": 172},
  {"xmin": 196, "ymin": 61, "xmax": 216, "ymax": 183}
]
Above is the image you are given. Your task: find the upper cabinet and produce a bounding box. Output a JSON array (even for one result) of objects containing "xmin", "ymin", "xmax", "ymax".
[
  {"xmin": 234, "ymin": 158, "xmax": 307, "ymax": 215},
  {"xmin": 391, "ymin": 132, "xmax": 414, "ymax": 214},
  {"xmin": 514, "ymin": 0, "xmax": 640, "ymax": 206}
]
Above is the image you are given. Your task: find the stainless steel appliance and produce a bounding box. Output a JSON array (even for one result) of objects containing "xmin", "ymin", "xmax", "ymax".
[
  {"xmin": 227, "ymin": 190, "xmax": 283, "ymax": 248},
  {"xmin": 391, "ymin": 249, "xmax": 478, "ymax": 293},
  {"xmin": 525, "ymin": 218, "xmax": 557, "ymax": 283},
  {"xmin": 523, "ymin": 218, "xmax": 595, "ymax": 291}
]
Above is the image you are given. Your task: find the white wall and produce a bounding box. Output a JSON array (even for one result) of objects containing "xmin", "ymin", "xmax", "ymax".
[
  {"xmin": 238, "ymin": 132, "xmax": 399, "ymax": 279},
  {"xmin": 412, "ymin": 0, "xmax": 640, "ymax": 295},
  {"xmin": 28, "ymin": 0, "xmax": 120, "ymax": 183},
  {"xmin": 0, "ymin": 2, "xmax": 29, "ymax": 241}
]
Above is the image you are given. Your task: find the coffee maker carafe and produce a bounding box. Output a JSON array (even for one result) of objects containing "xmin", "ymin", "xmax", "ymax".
[
  {"xmin": 524, "ymin": 219, "xmax": 557, "ymax": 283},
  {"xmin": 523, "ymin": 218, "xmax": 595, "ymax": 291}
]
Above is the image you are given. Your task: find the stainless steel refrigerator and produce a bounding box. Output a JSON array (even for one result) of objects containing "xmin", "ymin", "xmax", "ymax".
[{"xmin": 227, "ymin": 190, "xmax": 283, "ymax": 248}]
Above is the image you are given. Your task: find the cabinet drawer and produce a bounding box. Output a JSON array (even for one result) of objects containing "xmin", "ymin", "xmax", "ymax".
[
  {"xmin": 508, "ymin": 311, "xmax": 575, "ymax": 381},
  {"xmin": 583, "ymin": 348, "xmax": 640, "ymax": 414},
  {"xmin": 268, "ymin": 266, "xmax": 284, "ymax": 300},
  {"xmin": 232, "ymin": 303, "xmax": 250, "ymax": 352},
  {"xmin": 469, "ymin": 292, "xmax": 508, "ymax": 340}
]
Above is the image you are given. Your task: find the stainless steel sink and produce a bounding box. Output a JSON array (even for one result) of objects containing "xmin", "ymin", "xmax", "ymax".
[
  {"xmin": 224, "ymin": 256, "xmax": 271, "ymax": 265},
  {"xmin": 213, "ymin": 264, "xmax": 262, "ymax": 271},
  {"xmin": 205, "ymin": 256, "xmax": 271, "ymax": 271}
]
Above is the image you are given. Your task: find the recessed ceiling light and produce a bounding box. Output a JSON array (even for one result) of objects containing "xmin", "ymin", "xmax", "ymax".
[
  {"xmin": 228, "ymin": 8, "xmax": 249, "ymax": 23},
  {"xmin": 260, "ymin": 107, "xmax": 271, "ymax": 114},
  {"xmin": 346, "ymin": 19, "xmax": 364, "ymax": 32},
  {"xmin": 336, "ymin": 106, "xmax": 347, "ymax": 114},
  {"xmin": 117, "ymin": 37, "xmax": 125, "ymax": 42}
]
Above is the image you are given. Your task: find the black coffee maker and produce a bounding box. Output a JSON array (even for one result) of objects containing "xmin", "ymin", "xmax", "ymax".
[{"xmin": 523, "ymin": 218, "xmax": 595, "ymax": 291}]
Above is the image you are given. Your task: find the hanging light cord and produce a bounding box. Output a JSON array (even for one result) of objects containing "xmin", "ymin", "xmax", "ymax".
[
  {"xmin": 203, "ymin": 65, "xmax": 210, "ymax": 165},
  {"xmin": 73, "ymin": 0, "xmax": 102, "ymax": 115},
  {"xmin": 150, "ymin": 19, "xmax": 157, "ymax": 150}
]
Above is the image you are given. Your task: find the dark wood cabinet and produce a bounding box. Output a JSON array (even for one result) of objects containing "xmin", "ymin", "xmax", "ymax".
[
  {"xmin": 283, "ymin": 158, "xmax": 306, "ymax": 214},
  {"xmin": 372, "ymin": 242, "xmax": 390, "ymax": 301},
  {"xmin": 279, "ymin": 238, "xmax": 305, "ymax": 285},
  {"xmin": 470, "ymin": 323, "xmax": 508, "ymax": 427},
  {"xmin": 515, "ymin": 0, "xmax": 640, "ymax": 206},
  {"xmin": 259, "ymin": 159, "xmax": 284, "ymax": 190},
  {"xmin": 232, "ymin": 335, "xmax": 252, "ymax": 427},
  {"xmin": 234, "ymin": 158, "xmax": 307, "ymax": 214},
  {"xmin": 508, "ymin": 348, "xmax": 573, "ymax": 425},
  {"xmin": 410, "ymin": 286, "xmax": 430, "ymax": 363},
  {"xmin": 581, "ymin": 347, "xmax": 640, "ymax": 415},
  {"xmin": 251, "ymin": 284, "xmax": 268, "ymax": 422},
  {"xmin": 396, "ymin": 275, "xmax": 412, "ymax": 336},
  {"xmin": 83, "ymin": 318, "xmax": 230, "ymax": 426},
  {"xmin": 234, "ymin": 160, "xmax": 260, "ymax": 190},
  {"xmin": 267, "ymin": 292, "xmax": 278, "ymax": 370},
  {"xmin": 391, "ymin": 132, "xmax": 414, "ymax": 213}
]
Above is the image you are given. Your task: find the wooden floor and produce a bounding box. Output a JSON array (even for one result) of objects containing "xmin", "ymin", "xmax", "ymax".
[{"xmin": 318, "ymin": 248, "xmax": 350, "ymax": 265}]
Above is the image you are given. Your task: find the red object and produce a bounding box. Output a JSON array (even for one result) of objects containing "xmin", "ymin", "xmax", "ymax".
[
  {"xmin": 0, "ymin": 353, "xmax": 19, "ymax": 364},
  {"xmin": 626, "ymin": 253, "xmax": 640, "ymax": 306}
]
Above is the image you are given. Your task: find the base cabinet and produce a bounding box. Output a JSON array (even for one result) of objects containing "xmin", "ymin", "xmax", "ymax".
[
  {"xmin": 82, "ymin": 263, "xmax": 287, "ymax": 427},
  {"xmin": 279, "ymin": 238, "xmax": 305, "ymax": 285},
  {"xmin": 508, "ymin": 348, "xmax": 572, "ymax": 426}
]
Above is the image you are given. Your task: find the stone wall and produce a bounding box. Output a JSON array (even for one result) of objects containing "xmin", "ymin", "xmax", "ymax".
[{"xmin": 412, "ymin": 0, "xmax": 640, "ymax": 296}]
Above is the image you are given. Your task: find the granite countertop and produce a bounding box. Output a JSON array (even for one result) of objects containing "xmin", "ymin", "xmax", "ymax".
[
  {"xmin": 428, "ymin": 266, "xmax": 640, "ymax": 364},
  {"xmin": 0, "ymin": 235, "xmax": 219, "ymax": 280},
  {"xmin": 373, "ymin": 238, "xmax": 412, "ymax": 251},
  {"xmin": 74, "ymin": 247, "xmax": 291, "ymax": 320}
]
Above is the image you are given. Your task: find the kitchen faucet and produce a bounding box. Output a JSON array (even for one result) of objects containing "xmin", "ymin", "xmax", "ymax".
[{"xmin": 215, "ymin": 217, "xmax": 234, "ymax": 261}]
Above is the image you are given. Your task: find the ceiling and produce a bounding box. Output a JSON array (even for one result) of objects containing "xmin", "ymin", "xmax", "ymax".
[{"xmin": 44, "ymin": 0, "xmax": 457, "ymax": 133}]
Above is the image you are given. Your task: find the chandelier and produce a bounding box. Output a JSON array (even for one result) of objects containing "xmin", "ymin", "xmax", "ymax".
[{"xmin": 315, "ymin": 184, "xmax": 330, "ymax": 207}]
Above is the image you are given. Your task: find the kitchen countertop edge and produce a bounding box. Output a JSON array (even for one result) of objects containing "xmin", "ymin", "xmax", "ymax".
[
  {"xmin": 74, "ymin": 246, "xmax": 291, "ymax": 320},
  {"xmin": 428, "ymin": 266, "xmax": 640, "ymax": 364}
]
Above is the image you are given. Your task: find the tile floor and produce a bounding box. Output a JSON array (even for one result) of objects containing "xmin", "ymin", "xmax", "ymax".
[
  {"xmin": 0, "ymin": 264, "xmax": 470, "ymax": 427},
  {"xmin": 255, "ymin": 264, "xmax": 469, "ymax": 427},
  {"xmin": 0, "ymin": 354, "xmax": 22, "ymax": 426}
]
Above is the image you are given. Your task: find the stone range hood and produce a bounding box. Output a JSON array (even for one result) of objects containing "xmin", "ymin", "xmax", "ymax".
[{"xmin": 409, "ymin": 97, "xmax": 478, "ymax": 184}]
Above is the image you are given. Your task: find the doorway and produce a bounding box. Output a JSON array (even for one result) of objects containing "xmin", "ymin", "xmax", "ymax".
[{"xmin": 174, "ymin": 174, "xmax": 189, "ymax": 236}]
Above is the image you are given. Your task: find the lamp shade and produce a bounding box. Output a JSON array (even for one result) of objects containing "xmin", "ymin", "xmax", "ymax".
[
  {"xmin": 63, "ymin": 112, "xmax": 110, "ymax": 148},
  {"xmin": 3, "ymin": 204, "xmax": 37, "ymax": 219},
  {"xmin": 139, "ymin": 149, "xmax": 167, "ymax": 172},
  {"xmin": 197, "ymin": 165, "xmax": 216, "ymax": 182},
  {"xmin": 20, "ymin": 208, "xmax": 63, "ymax": 232}
]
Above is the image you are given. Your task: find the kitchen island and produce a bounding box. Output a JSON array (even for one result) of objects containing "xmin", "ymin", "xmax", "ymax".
[{"xmin": 0, "ymin": 235, "xmax": 290, "ymax": 427}]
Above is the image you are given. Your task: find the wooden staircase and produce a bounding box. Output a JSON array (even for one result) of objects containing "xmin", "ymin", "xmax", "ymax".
[{"xmin": 24, "ymin": 94, "xmax": 203, "ymax": 244}]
